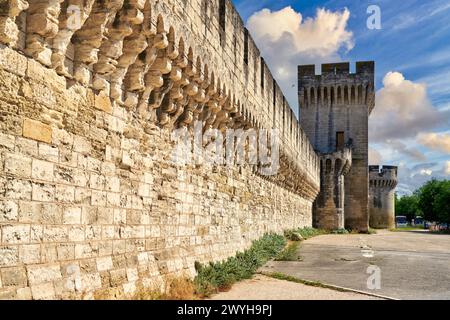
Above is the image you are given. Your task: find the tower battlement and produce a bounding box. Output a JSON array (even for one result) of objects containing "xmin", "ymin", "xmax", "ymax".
[
  {"xmin": 298, "ymin": 61, "xmax": 375, "ymax": 114},
  {"xmin": 298, "ymin": 61, "xmax": 374, "ymax": 77},
  {"xmin": 369, "ymin": 165, "xmax": 398, "ymax": 188}
]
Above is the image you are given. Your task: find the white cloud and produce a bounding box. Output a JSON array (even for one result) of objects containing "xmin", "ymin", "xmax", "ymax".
[
  {"xmin": 446, "ymin": 161, "xmax": 450, "ymax": 175},
  {"xmin": 420, "ymin": 169, "xmax": 433, "ymax": 176},
  {"xmin": 395, "ymin": 162, "xmax": 448, "ymax": 195},
  {"xmin": 418, "ymin": 132, "xmax": 450, "ymax": 154},
  {"xmin": 368, "ymin": 147, "xmax": 383, "ymax": 165},
  {"xmin": 370, "ymin": 72, "xmax": 449, "ymax": 143},
  {"xmin": 246, "ymin": 6, "xmax": 354, "ymax": 107}
]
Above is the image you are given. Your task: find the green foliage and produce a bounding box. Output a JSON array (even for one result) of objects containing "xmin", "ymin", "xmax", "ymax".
[
  {"xmin": 395, "ymin": 193, "xmax": 420, "ymax": 222},
  {"xmin": 275, "ymin": 242, "xmax": 300, "ymax": 261},
  {"xmin": 417, "ymin": 179, "xmax": 450, "ymax": 224},
  {"xmin": 194, "ymin": 233, "xmax": 286, "ymax": 297},
  {"xmin": 331, "ymin": 228, "xmax": 349, "ymax": 234},
  {"xmin": 284, "ymin": 227, "xmax": 326, "ymax": 241},
  {"xmin": 435, "ymin": 181, "xmax": 450, "ymax": 224}
]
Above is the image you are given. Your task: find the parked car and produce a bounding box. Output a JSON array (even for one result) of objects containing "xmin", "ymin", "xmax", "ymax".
[
  {"xmin": 396, "ymin": 216, "xmax": 408, "ymax": 228},
  {"xmin": 412, "ymin": 216, "xmax": 424, "ymax": 227}
]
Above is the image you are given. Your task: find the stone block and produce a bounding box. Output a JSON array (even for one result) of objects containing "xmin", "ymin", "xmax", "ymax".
[
  {"xmin": 15, "ymin": 137, "xmax": 38, "ymax": 157},
  {"xmin": 4, "ymin": 153, "xmax": 32, "ymax": 177},
  {"xmin": 63, "ymin": 206, "xmax": 82, "ymax": 224},
  {"xmin": 96, "ymin": 257, "xmax": 113, "ymax": 272},
  {"xmin": 0, "ymin": 45, "xmax": 27, "ymax": 76},
  {"xmin": 19, "ymin": 244, "xmax": 41, "ymax": 264},
  {"xmin": 27, "ymin": 264, "xmax": 62, "ymax": 285},
  {"xmin": 55, "ymin": 185, "xmax": 75, "ymax": 203},
  {"xmin": 85, "ymin": 225, "xmax": 102, "ymax": 240},
  {"xmin": 1, "ymin": 224, "xmax": 30, "ymax": 244},
  {"xmin": 0, "ymin": 266, "xmax": 27, "ymax": 287},
  {"xmin": 80, "ymin": 273, "xmax": 102, "ymax": 292},
  {"xmin": 73, "ymin": 136, "xmax": 91, "ymax": 155},
  {"xmin": 0, "ymin": 247, "xmax": 19, "ymax": 267},
  {"xmin": 16, "ymin": 287, "xmax": 32, "ymax": 299},
  {"xmin": 113, "ymin": 209, "xmax": 126, "ymax": 225},
  {"xmin": 91, "ymin": 190, "xmax": 106, "ymax": 206},
  {"xmin": 22, "ymin": 119, "xmax": 52, "ymax": 144},
  {"xmin": 0, "ymin": 133, "xmax": 15, "ymax": 150},
  {"xmin": 56, "ymin": 243, "xmax": 75, "ymax": 261},
  {"xmin": 109, "ymin": 269, "xmax": 127, "ymax": 287},
  {"xmin": 32, "ymin": 183, "xmax": 55, "ymax": 202},
  {"xmin": 0, "ymin": 200, "xmax": 18, "ymax": 222},
  {"xmin": 68, "ymin": 226, "xmax": 85, "ymax": 242},
  {"xmin": 96, "ymin": 207, "xmax": 113, "ymax": 224},
  {"xmin": 38, "ymin": 144, "xmax": 59, "ymax": 162},
  {"xmin": 41, "ymin": 203, "xmax": 63, "ymax": 224},
  {"xmin": 94, "ymin": 92, "xmax": 112, "ymax": 114},
  {"xmin": 18, "ymin": 201, "xmax": 41, "ymax": 223},
  {"xmin": 43, "ymin": 226, "xmax": 68, "ymax": 242},
  {"xmin": 4, "ymin": 178, "xmax": 32, "ymax": 200},
  {"xmin": 31, "ymin": 282, "xmax": 56, "ymax": 300},
  {"xmin": 31, "ymin": 159, "xmax": 54, "ymax": 181}
]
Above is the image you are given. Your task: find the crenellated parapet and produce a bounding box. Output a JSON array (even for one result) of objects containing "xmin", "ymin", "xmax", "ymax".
[
  {"xmin": 369, "ymin": 165, "xmax": 398, "ymax": 229},
  {"xmin": 369, "ymin": 165, "xmax": 398, "ymax": 190},
  {"xmin": 298, "ymin": 62, "xmax": 375, "ymax": 114},
  {"xmin": 0, "ymin": 0, "xmax": 320, "ymax": 199}
]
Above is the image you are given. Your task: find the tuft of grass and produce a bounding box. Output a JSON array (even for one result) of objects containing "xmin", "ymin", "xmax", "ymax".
[
  {"xmin": 194, "ymin": 233, "xmax": 286, "ymax": 297},
  {"xmin": 263, "ymin": 272, "xmax": 349, "ymax": 293},
  {"xmin": 284, "ymin": 227, "xmax": 326, "ymax": 241},
  {"xmin": 275, "ymin": 241, "xmax": 300, "ymax": 261},
  {"xmin": 331, "ymin": 228, "xmax": 349, "ymax": 234},
  {"xmin": 390, "ymin": 226, "xmax": 424, "ymax": 232}
]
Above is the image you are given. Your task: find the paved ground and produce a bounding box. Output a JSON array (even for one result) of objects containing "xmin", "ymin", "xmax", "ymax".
[
  {"xmin": 260, "ymin": 230, "xmax": 450, "ymax": 300},
  {"xmin": 210, "ymin": 274, "xmax": 379, "ymax": 300}
]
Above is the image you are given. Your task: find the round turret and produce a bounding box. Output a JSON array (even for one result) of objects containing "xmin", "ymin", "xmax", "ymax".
[{"xmin": 369, "ymin": 165, "xmax": 398, "ymax": 229}]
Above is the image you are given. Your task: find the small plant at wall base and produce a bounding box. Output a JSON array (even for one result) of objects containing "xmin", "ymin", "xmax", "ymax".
[
  {"xmin": 194, "ymin": 233, "xmax": 286, "ymax": 297},
  {"xmin": 275, "ymin": 241, "xmax": 300, "ymax": 261},
  {"xmin": 284, "ymin": 227, "xmax": 327, "ymax": 241}
]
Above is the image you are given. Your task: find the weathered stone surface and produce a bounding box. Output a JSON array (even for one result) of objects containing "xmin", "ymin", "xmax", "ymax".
[
  {"xmin": 22, "ymin": 119, "xmax": 52, "ymax": 144},
  {"xmin": 299, "ymin": 62, "xmax": 375, "ymax": 231},
  {"xmin": 369, "ymin": 165, "xmax": 398, "ymax": 229},
  {"xmin": 0, "ymin": 0, "xmax": 324, "ymax": 300}
]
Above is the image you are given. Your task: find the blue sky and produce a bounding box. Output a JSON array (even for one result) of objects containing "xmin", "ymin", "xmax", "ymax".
[{"xmin": 234, "ymin": 0, "xmax": 450, "ymax": 194}]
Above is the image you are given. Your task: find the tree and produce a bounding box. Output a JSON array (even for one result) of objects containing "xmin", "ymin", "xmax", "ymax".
[
  {"xmin": 417, "ymin": 179, "xmax": 450, "ymax": 224},
  {"xmin": 395, "ymin": 193, "xmax": 420, "ymax": 222},
  {"xmin": 435, "ymin": 180, "xmax": 450, "ymax": 225}
]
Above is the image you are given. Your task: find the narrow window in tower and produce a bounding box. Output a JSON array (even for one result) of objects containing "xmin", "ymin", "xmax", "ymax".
[
  {"xmin": 260, "ymin": 57, "xmax": 265, "ymax": 90},
  {"xmin": 336, "ymin": 131, "xmax": 345, "ymax": 150},
  {"xmin": 219, "ymin": 0, "xmax": 226, "ymax": 45},
  {"xmin": 273, "ymin": 80, "xmax": 276, "ymax": 107},
  {"xmin": 244, "ymin": 28, "xmax": 249, "ymax": 65}
]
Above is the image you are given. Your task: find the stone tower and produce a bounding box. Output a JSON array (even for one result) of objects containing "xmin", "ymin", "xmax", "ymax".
[
  {"xmin": 298, "ymin": 62, "xmax": 375, "ymax": 231},
  {"xmin": 369, "ymin": 165, "xmax": 398, "ymax": 229}
]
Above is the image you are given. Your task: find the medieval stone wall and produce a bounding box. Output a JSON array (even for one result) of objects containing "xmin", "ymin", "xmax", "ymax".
[{"xmin": 0, "ymin": 0, "xmax": 320, "ymax": 299}]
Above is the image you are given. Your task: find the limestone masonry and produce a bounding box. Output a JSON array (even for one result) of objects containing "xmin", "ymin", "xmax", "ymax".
[
  {"xmin": 0, "ymin": 0, "xmax": 391, "ymax": 300},
  {"xmin": 0, "ymin": 0, "xmax": 321, "ymax": 299},
  {"xmin": 369, "ymin": 165, "xmax": 398, "ymax": 229},
  {"xmin": 298, "ymin": 62, "xmax": 375, "ymax": 231}
]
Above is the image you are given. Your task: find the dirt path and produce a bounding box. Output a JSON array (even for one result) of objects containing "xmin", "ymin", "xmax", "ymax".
[{"xmin": 209, "ymin": 274, "xmax": 380, "ymax": 300}]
